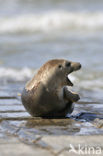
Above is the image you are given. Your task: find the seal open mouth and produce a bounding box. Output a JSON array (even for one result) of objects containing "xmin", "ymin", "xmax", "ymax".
[
  {"xmin": 66, "ymin": 76, "xmax": 74, "ymax": 86},
  {"xmin": 66, "ymin": 76, "xmax": 73, "ymax": 86},
  {"xmin": 66, "ymin": 62, "xmax": 81, "ymax": 86}
]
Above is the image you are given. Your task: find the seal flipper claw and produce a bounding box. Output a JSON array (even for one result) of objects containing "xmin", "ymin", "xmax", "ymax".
[{"xmin": 63, "ymin": 86, "xmax": 80, "ymax": 102}]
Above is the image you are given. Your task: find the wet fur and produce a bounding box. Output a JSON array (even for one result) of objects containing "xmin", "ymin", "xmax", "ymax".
[{"xmin": 21, "ymin": 59, "xmax": 81, "ymax": 117}]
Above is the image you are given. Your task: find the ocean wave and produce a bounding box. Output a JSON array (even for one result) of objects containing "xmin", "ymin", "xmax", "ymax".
[
  {"xmin": 70, "ymin": 71, "xmax": 103, "ymax": 91},
  {"xmin": 0, "ymin": 67, "xmax": 102, "ymax": 92},
  {"xmin": 0, "ymin": 67, "xmax": 76, "ymax": 83},
  {"xmin": 0, "ymin": 67, "xmax": 35, "ymax": 82},
  {"xmin": 0, "ymin": 11, "xmax": 103, "ymax": 34},
  {"xmin": 80, "ymin": 79, "xmax": 103, "ymax": 91}
]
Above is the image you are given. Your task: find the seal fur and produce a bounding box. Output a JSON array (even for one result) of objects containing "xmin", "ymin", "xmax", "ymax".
[{"xmin": 21, "ymin": 59, "xmax": 81, "ymax": 117}]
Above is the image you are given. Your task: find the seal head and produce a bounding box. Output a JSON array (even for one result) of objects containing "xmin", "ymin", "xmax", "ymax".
[{"xmin": 21, "ymin": 59, "xmax": 81, "ymax": 117}]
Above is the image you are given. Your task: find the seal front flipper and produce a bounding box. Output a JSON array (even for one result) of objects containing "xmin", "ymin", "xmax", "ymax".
[{"xmin": 63, "ymin": 86, "xmax": 80, "ymax": 102}]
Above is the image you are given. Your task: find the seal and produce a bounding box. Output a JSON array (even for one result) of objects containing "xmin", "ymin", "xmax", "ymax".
[{"xmin": 21, "ymin": 59, "xmax": 81, "ymax": 117}]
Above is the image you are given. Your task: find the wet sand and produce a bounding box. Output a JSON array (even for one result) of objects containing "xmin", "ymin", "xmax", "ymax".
[
  {"xmin": 0, "ymin": 134, "xmax": 103, "ymax": 156},
  {"xmin": 0, "ymin": 96, "xmax": 103, "ymax": 155}
]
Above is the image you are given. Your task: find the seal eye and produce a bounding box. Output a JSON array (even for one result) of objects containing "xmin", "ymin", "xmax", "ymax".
[
  {"xmin": 66, "ymin": 62, "xmax": 71, "ymax": 67},
  {"xmin": 58, "ymin": 65, "xmax": 62, "ymax": 69}
]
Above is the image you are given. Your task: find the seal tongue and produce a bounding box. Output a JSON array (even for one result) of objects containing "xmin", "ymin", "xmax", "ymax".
[{"xmin": 66, "ymin": 76, "xmax": 73, "ymax": 86}]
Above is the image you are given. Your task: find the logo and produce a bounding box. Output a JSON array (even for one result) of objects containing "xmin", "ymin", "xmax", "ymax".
[{"xmin": 69, "ymin": 144, "xmax": 102, "ymax": 155}]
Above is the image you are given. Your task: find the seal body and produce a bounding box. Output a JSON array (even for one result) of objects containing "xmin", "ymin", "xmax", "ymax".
[{"xmin": 21, "ymin": 59, "xmax": 81, "ymax": 117}]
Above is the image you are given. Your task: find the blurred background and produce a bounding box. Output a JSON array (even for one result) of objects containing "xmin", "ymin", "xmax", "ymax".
[{"xmin": 0, "ymin": 0, "xmax": 103, "ymax": 113}]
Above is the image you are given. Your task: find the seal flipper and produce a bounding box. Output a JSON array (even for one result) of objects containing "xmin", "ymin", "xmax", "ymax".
[{"xmin": 63, "ymin": 86, "xmax": 80, "ymax": 102}]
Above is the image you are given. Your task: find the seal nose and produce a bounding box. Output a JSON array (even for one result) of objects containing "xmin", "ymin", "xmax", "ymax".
[
  {"xmin": 71, "ymin": 62, "xmax": 81, "ymax": 71},
  {"xmin": 78, "ymin": 63, "xmax": 81, "ymax": 69}
]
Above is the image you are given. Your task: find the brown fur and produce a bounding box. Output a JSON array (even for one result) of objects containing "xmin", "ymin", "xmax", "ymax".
[{"xmin": 21, "ymin": 59, "xmax": 81, "ymax": 118}]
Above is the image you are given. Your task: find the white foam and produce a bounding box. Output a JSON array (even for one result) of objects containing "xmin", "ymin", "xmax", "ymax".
[
  {"xmin": 79, "ymin": 79, "xmax": 103, "ymax": 91},
  {"xmin": 0, "ymin": 67, "xmax": 35, "ymax": 82},
  {"xmin": 0, "ymin": 67, "xmax": 102, "ymax": 91},
  {"xmin": 0, "ymin": 67, "xmax": 79, "ymax": 84},
  {"xmin": 0, "ymin": 11, "xmax": 103, "ymax": 34}
]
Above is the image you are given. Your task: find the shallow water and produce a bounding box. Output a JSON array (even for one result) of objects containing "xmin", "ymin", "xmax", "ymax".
[{"xmin": 0, "ymin": 0, "xmax": 103, "ymax": 141}]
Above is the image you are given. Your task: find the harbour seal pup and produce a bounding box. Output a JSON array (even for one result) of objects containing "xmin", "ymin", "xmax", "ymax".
[{"xmin": 21, "ymin": 59, "xmax": 81, "ymax": 117}]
